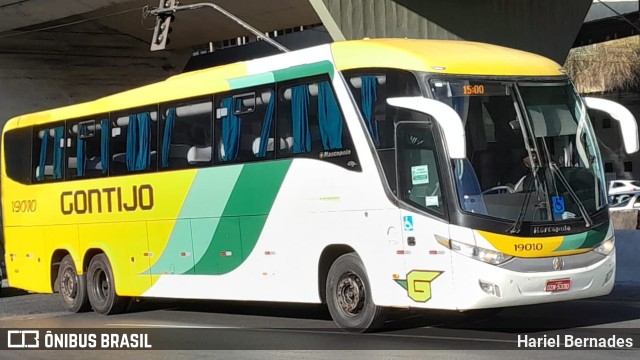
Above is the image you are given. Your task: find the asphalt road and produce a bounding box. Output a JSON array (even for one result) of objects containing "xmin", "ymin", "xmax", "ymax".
[{"xmin": 1, "ymin": 282, "xmax": 640, "ymax": 359}]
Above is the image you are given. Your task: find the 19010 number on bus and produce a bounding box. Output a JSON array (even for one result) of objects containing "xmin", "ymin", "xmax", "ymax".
[
  {"xmin": 12, "ymin": 200, "xmax": 36, "ymax": 213},
  {"xmin": 514, "ymin": 243, "xmax": 543, "ymax": 252}
]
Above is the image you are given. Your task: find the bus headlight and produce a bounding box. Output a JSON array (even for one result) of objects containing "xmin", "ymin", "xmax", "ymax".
[
  {"xmin": 594, "ymin": 237, "xmax": 615, "ymax": 256},
  {"xmin": 449, "ymin": 240, "xmax": 513, "ymax": 265}
]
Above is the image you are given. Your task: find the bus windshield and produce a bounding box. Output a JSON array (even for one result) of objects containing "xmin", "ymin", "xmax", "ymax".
[{"xmin": 429, "ymin": 79, "xmax": 606, "ymax": 224}]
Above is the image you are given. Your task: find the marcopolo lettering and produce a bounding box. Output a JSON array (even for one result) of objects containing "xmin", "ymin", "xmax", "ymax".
[{"xmin": 61, "ymin": 185, "xmax": 154, "ymax": 215}]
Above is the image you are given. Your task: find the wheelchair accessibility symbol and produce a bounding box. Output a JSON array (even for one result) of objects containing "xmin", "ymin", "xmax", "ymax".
[
  {"xmin": 552, "ymin": 196, "xmax": 565, "ymax": 214},
  {"xmin": 403, "ymin": 216, "xmax": 414, "ymax": 231}
]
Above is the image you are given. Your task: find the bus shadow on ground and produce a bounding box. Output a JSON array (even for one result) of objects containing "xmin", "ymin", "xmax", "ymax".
[
  {"xmin": 127, "ymin": 297, "xmax": 334, "ymax": 321},
  {"xmin": 0, "ymin": 286, "xmax": 29, "ymax": 298},
  {"xmin": 126, "ymin": 284, "xmax": 640, "ymax": 333},
  {"xmin": 392, "ymin": 284, "xmax": 640, "ymax": 333},
  {"xmin": 3, "ymin": 283, "xmax": 637, "ymax": 333}
]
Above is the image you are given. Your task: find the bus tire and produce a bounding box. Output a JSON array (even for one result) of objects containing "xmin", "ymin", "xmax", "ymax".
[
  {"xmin": 86, "ymin": 254, "xmax": 128, "ymax": 315},
  {"xmin": 58, "ymin": 255, "xmax": 90, "ymax": 313},
  {"xmin": 326, "ymin": 252, "xmax": 385, "ymax": 332}
]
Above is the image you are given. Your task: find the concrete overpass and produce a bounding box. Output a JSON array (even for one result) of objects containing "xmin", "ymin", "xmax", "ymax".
[
  {"xmin": 576, "ymin": 0, "xmax": 640, "ymax": 46},
  {"xmin": 0, "ymin": 0, "xmax": 593, "ymax": 124}
]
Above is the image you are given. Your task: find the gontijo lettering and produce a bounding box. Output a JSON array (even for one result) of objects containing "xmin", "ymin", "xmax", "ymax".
[{"xmin": 60, "ymin": 184, "xmax": 154, "ymax": 215}]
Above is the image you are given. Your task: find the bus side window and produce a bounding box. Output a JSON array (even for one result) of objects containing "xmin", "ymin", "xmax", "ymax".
[
  {"xmin": 276, "ymin": 76, "xmax": 359, "ymax": 170},
  {"xmin": 67, "ymin": 118, "xmax": 108, "ymax": 179},
  {"xmin": 214, "ymin": 87, "xmax": 276, "ymax": 163},
  {"xmin": 110, "ymin": 108, "xmax": 158, "ymax": 174},
  {"xmin": 344, "ymin": 69, "xmax": 422, "ymax": 190},
  {"xmin": 3, "ymin": 127, "xmax": 32, "ymax": 184},
  {"xmin": 33, "ymin": 124, "xmax": 65, "ymax": 182},
  {"xmin": 160, "ymin": 99, "xmax": 213, "ymax": 170},
  {"xmin": 345, "ymin": 69, "xmax": 421, "ymax": 150}
]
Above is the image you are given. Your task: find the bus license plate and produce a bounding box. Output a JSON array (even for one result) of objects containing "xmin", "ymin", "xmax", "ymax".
[{"xmin": 545, "ymin": 279, "xmax": 571, "ymax": 292}]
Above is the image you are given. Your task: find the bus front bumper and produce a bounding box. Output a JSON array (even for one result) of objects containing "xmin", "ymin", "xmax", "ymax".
[{"xmin": 450, "ymin": 250, "xmax": 616, "ymax": 310}]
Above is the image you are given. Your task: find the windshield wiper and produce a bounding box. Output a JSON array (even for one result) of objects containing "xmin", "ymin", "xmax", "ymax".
[
  {"xmin": 548, "ymin": 162, "xmax": 593, "ymax": 228},
  {"xmin": 507, "ymin": 166, "xmax": 545, "ymax": 234},
  {"xmin": 507, "ymin": 179, "xmax": 533, "ymax": 234},
  {"xmin": 537, "ymin": 137, "xmax": 593, "ymax": 228}
]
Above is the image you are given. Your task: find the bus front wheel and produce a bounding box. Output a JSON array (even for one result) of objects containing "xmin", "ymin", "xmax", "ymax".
[
  {"xmin": 325, "ymin": 253, "xmax": 385, "ymax": 332},
  {"xmin": 58, "ymin": 255, "xmax": 90, "ymax": 313},
  {"xmin": 86, "ymin": 254, "xmax": 128, "ymax": 315}
]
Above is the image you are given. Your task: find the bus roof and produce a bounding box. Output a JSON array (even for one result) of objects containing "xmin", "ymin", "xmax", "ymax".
[
  {"xmin": 6, "ymin": 38, "xmax": 564, "ymax": 130},
  {"xmin": 331, "ymin": 39, "xmax": 564, "ymax": 77}
]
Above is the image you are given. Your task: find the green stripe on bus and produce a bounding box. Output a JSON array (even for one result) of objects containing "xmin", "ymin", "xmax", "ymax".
[
  {"xmin": 194, "ymin": 217, "xmax": 243, "ymax": 275},
  {"xmin": 273, "ymin": 61, "xmax": 335, "ymax": 82},
  {"xmin": 554, "ymin": 233, "xmax": 586, "ymax": 252},
  {"xmin": 222, "ymin": 160, "xmax": 292, "ymax": 216},
  {"xmin": 578, "ymin": 223, "xmax": 608, "ymax": 249},
  {"xmin": 179, "ymin": 165, "xmax": 244, "ymax": 219},
  {"xmin": 147, "ymin": 161, "xmax": 291, "ymax": 276},
  {"xmin": 145, "ymin": 166, "xmax": 243, "ymax": 275},
  {"xmin": 228, "ymin": 72, "xmax": 276, "ymax": 90},
  {"xmin": 554, "ymin": 223, "xmax": 608, "ymax": 252},
  {"xmin": 192, "ymin": 160, "xmax": 292, "ymax": 275},
  {"xmin": 146, "ymin": 220, "xmax": 195, "ymax": 275}
]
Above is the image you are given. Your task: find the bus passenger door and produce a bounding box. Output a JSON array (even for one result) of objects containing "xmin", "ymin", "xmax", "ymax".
[{"xmin": 395, "ymin": 120, "xmax": 454, "ymax": 309}]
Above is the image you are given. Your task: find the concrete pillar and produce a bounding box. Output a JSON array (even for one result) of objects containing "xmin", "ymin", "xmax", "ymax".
[{"xmin": 311, "ymin": 0, "xmax": 592, "ymax": 63}]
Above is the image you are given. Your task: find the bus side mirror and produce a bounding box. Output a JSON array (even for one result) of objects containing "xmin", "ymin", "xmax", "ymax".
[
  {"xmin": 387, "ymin": 97, "xmax": 466, "ymax": 159},
  {"xmin": 583, "ymin": 97, "xmax": 639, "ymax": 154}
]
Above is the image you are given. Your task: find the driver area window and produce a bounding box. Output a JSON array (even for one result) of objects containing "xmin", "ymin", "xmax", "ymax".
[{"xmin": 396, "ymin": 123, "xmax": 445, "ymax": 217}]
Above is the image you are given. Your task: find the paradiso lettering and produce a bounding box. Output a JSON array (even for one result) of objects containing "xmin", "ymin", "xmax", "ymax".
[{"xmin": 60, "ymin": 185, "xmax": 154, "ymax": 215}]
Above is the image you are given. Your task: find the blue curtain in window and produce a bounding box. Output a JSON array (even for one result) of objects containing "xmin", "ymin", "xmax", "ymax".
[
  {"xmin": 101, "ymin": 119, "xmax": 109, "ymax": 174},
  {"xmin": 361, "ymin": 76, "xmax": 379, "ymax": 145},
  {"xmin": 53, "ymin": 127, "xmax": 64, "ymax": 179},
  {"xmin": 221, "ymin": 97, "xmax": 241, "ymax": 161},
  {"xmin": 77, "ymin": 124, "xmax": 87, "ymax": 177},
  {"xmin": 135, "ymin": 112, "xmax": 151, "ymax": 171},
  {"xmin": 126, "ymin": 114, "xmax": 138, "ymax": 171},
  {"xmin": 258, "ymin": 91, "xmax": 275, "ymax": 157},
  {"xmin": 36, "ymin": 129, "xmax": 49, "ymax": 181},
  {"xmin": 318, "ymin": 81, "xmax": 343, "ymax": 150},
  {"xmin": 291, "ymin": 85, "xmax": 310, "ymax": 153},
  {"xmin": 161, "ymin": 107, "xmax": 176, "ymax": 168}
]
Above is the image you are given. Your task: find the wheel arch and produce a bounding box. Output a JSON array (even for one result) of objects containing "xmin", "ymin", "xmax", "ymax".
[
  {"xmin": 50, "ymin": 249, "xmax": 71, "ymax": 293},
  {"xmin": 83, "ymin": 248, "xmax": 106, "ymax": 274},
  {"xmin": 317, "ymin": 244, "xmax": 357, "ymax": 303}
]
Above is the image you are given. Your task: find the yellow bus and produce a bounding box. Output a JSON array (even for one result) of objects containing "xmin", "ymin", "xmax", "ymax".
[{"xmin": 2, "ymin": 39, "xmax": 638, "ymax": 331}]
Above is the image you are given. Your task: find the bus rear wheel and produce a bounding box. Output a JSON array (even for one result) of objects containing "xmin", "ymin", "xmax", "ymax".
[
  {"xmin": 58, "ymin": 255, "xmax": 90, "ymax": 313},
  {"xmin": 86, "ymin": 254, "xmax": 128, "ymax": 315},
  {"xmin": 326, "ymin": 253, "xmax": 385, "ymax": 332}
]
